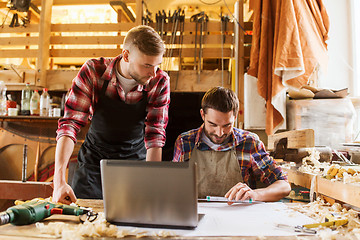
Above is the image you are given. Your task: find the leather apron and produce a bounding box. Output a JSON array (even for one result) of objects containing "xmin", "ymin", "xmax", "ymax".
[
  {"xmin": 191, "ymin": 147, "xmax": 243, "ymax": 198},
  {"xmin": 72, "ymin": 80, "xmax": 147, "ymax": 199}
]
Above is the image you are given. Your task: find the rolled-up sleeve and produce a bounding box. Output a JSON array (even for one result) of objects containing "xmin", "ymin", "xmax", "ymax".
[
  {"xmin": 144, "ymin": 73, "xmax": 170, "ymax": 149},
  {"xmin": 56, "ymin": 60, "xmax": 96, "ymax": 143}
]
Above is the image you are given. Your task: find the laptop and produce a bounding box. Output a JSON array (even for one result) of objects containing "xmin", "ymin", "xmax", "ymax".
[{"xmin": 100, "ymin": 160, "xmax": 198, "ymax": 229}]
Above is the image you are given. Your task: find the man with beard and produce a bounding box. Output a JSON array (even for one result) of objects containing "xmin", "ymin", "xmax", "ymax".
[
  {"xmin": 173, "ymin": 87, "xmax": 290, "ymax": 202},
  {"xmin": 53, "ymin": 25, "xmax": 170, "ymax": 204}
]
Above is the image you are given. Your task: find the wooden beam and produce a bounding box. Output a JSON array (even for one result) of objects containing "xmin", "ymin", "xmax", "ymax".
[
  {"xmin": 169, "ymin": 70, "xmax": 231, "ymax": 92},
  {"xmin": 32, "ymin": 0, "xmax": 135, "ymax": 5},
  {"xmin": 51, "ymin": 23, "xmax": 135, "ymax": 32},
  {"xmin": 267, "ymin": 129, "xmax": 315, "ymax": 151},
  {"xmin": 37, "ymin": 0, "xmax": 53, "ymax": 87},
  {"xmin": 286, "ymin": 168, "xmax": 315, "ymax": 189},
  {"xmin": 135, "ymin": 0, "xmax": 142, "ymax": 25},
  {"xmin": 0, "ymin": 35, "xmax": 235, "ymax": 46},
  {"xmin": 0, "ymin": 49, "xmax": 37, "ymax": 58},
  {"xmin": 0, "ymin": 180, "xmax": 53, "ymax": 200},
  {"xmin": 0, "ymin": 70, "xmax": 36, "ymax": 84},
  {"xmin": 48, "ymin": 48, "xmax": 234, "ymax": 58},
  {"xmin": 45, "ymin": 69, "xmax": 232, "ymax": 92},
  {"xmin": 235, "ymin": 0, "xmax": 244, "ymax": 127}
]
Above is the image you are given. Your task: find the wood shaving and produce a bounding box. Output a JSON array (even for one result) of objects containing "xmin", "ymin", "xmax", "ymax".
[
  {"xmin": 36, "ymin": 211, "xmax": 177, "ymax": 239},
  {"xmin": 289, "ymin": 197, "xmax": 360, "ymax": 239}
]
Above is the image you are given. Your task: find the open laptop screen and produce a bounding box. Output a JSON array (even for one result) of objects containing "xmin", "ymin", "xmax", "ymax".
[{"xmin": 100, "ymin": 160, "xmax": 198, "ymax": 228}]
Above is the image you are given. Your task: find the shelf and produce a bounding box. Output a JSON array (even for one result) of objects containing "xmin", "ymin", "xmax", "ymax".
[{"xmin": 286, "ymin": 167, "xmax": 360, "ymax": 208}]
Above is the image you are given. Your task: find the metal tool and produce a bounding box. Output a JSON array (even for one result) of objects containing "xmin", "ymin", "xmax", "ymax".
[
  {"xmin": 22, "ymin": 144, "xmax": 27, "ymax": 182},
  {"xmin": 175, "ymin": 9, "xmax": 185, "ymax": 90},
  {"xmin": 190, "ymin": 12, "xmax": 208, "ymax": 83},
  {"xmin": 333, "ymin": 149, "xmax": 355, "ymax": 165},
  {"xmin": 199, "ymin": 196, "xmax": 263, "ymax": 204},
  {"xmin": 276, "ymin": 213, "xmax": 348, "ymax": 234},
  {"xmin": 0, "ymin": 199, "xmax": 95, "ymax": 226},
  {"xmin": 303, "ymin": 213, "xmax": 348, "ymax": 228},
  {"xmin": 276, "ymin": 223, "xmax": 317, "ymax": 234}
]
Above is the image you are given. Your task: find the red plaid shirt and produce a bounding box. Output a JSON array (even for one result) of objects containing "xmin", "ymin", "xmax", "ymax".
[{"xmin": 56, "ymin": 55, "xmax": 170, "ymax": 149}]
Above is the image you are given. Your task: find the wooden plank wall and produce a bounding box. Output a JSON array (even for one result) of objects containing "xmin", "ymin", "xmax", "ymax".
[{"xmin": 0, "ymin": 2, "xmax": 252, "ymax": 92}]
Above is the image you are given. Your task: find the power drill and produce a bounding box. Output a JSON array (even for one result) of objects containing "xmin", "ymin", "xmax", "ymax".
[{"xmin": 0, "ymin": 199, "xmax": 90, "ymax": 226}]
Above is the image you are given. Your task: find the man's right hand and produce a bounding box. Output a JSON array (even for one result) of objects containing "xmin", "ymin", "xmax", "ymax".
[{"xmin": 52, "ymin": 182, "xmax": 77, "ymax": 204}]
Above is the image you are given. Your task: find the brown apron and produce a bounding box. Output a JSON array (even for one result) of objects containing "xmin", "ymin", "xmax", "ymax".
[{"xmin": 191, "ymin": 146, "xmax": 243, "ymax": 198}]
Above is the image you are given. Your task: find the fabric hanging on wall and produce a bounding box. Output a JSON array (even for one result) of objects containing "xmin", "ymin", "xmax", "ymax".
[{"xmin": 247, "ymin": 0, "xmax": 330, "ymax": 135}]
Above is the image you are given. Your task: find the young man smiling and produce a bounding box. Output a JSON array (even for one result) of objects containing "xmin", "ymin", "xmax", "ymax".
[
  {"xmin": 173, "ymin": 87, "xmax": 290, "ymax": 202},
  {"xmin": 53, "ymin": 25, "xmax": 170, "ymax": 204}
]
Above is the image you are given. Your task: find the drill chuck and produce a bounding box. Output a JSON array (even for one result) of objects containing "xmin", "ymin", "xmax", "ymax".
[{"xmin": 0, "ymin": 212, "xmax": 10, "ymax": 225}]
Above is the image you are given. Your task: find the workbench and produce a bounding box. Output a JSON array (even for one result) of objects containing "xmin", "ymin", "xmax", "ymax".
[{"xmin": 0, "ymin": 199, "xmax": 321, "ymax": 240}]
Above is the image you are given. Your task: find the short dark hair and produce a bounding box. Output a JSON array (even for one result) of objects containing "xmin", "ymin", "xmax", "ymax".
[
  {"xmin": 201, "ymin": 87, "xmax": 239, "ymax": 115},
  {"xmin": 123, "ymin": 25, "xmax": 165, "ymax": 56}
]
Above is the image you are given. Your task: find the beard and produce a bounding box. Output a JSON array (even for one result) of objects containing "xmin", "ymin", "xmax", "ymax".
[{"xmin": 204, "ymin": 128, "xmax": 231, "ymax": 144}]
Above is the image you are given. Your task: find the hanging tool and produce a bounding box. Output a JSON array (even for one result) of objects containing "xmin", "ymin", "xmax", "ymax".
[
  {"xmin": 166, "ymin": 9, "xmax": 180, "ymax": 70},
  {"xmin": 190, "ymin": 12, "xmax": 201, "ymax": 71},
  {"xmin": 9, "ymin": 13, "xmax": 20, "ymax": 28},
  {"xmin": 198, "ymin": 12, "xmax": 208, "ymax": 83},
  {"xmin": 220, "ymin": 14, "xmax": 230, "ymax": 86},
  {"xmin": 142, "ymin": 9, "xmax": 153, "ymax": 25},
  {"xmin": 190, "ymin": 12, "xmax": 208, "ymax": 83},
  {"xmin": 175, "ymin": 9, "xmax": 185, "ymax": 90}
]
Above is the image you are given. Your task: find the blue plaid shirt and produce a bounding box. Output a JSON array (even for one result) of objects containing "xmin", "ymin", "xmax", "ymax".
[{"xmin": 173, "ymin": 125, "xmax": 288, "ymax": 189}]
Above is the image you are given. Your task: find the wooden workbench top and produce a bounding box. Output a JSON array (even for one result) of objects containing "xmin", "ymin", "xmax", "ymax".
[{"xmin": 0, "ymin": 199, "xmax": 320, "ymax": 240}]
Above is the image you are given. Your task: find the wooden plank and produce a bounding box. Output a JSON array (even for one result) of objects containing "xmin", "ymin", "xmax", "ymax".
[
  {"xmin": 135, "ymin": 0, "xmax": 142, "ymax": 25},
  {"xmin": 46, "ymin": 69, "xmax": 78, "ymax": 90},
  {"xmin": 49, "ymin": 47, "xmax": 234, "ymax": 58},
  {"xmin": 267, "ymin": 129, "xmax": 315, "ymax": 150},
  {"xmin": 317, "ymin": 177, "xmax": 360, "ymax": 208},
  {"xmin": 0, "ymin": 34, "xmax": 234, "ymax": 46},
  {"xmin": 37, "ymin": 0, "xmax": 53, "ymax": 87},
  {"xmin": 51, "ymin": 23, "xmax": 136, "ymax": 32},
  {"xmin": 236, "ymin": 0, "xmax": 245, "ymax": 127},
  {"xmin": 50, "ymin": 35, "xmax": 124, "ymax": 45},
  {"xmin": 45, "ymin": 69, "xmax": 232, "ymax": 92},
  {"xmin": 287, "ymin": 168, "xmax": 360, "ymax": 209},
  {"xmin": 1, "ymin": 47, "xmax": 240, "ymax": 59},
  {"xmin": 32, "ymin": 0, "xmax": 135, "ymax": 5},
  {"xmin": 0, "ymin": 24, "xmax": 39, "ymax": 33},
  {"xmin": 0, "ymin": 37, "xmax": 38, "ymax": 46},
  {"xmin": 169, "ymin": 70, "xmax": 231, "ymax": 92},
  {"xmin": 0, "ymin": 180, "xmax": 53, "ymax": 200},
  {"xmin": 0, "ymin": 70, "xmax": 36, "ymax": 85},
  {"xmin": 286, "ymin": 168, "xmax": 315, "ymax": 189},
  {"xmin": 0, "ymin": 49, "xmax": 38, "ymax": 58}
]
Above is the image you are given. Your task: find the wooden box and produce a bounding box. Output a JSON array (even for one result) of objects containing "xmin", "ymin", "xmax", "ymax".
[{"xmin": 287, "ymin": 98, "xmax": 355, "ymax": 149}]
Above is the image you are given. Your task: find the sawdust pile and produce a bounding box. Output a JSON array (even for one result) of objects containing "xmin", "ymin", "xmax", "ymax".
[{"xmin": 35, "ymin": 212, "xmax": 176, "ymax": 239}]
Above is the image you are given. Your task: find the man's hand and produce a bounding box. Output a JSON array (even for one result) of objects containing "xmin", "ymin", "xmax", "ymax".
[
  {"xmin": 52, "ymin": 182, "xmax": 77, "ymax": 204},
  {"xmin": 225, "ymin": 182, "xmax": 259, "ymax": 205}
]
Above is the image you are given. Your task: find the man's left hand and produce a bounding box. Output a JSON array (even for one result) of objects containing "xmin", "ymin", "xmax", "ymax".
[{"xmin": 224, "ymin": 182, "xmax": 259, "ymax": 205}]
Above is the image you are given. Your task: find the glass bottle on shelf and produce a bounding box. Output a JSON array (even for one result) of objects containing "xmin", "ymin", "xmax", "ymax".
[
  {"xmin": 0, "ymin": 81, "xmax": 7, "ymax": 116},
  {"xmin": 21, "ymin": 83, "xmax": 32, "ymax": 115},
  {"xmin": 30, "ymin": 89, "xmax": 40, "ymax": 116},
  {"xmin": 40, "ymin": 88, "xmax": 50, "ymax": 117}
]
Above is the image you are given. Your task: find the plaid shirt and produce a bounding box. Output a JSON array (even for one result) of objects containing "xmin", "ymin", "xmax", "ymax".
[
  {"xmin": 56, "ymin": 55, "xmax": 170, "ymax": 149},
  {"xmin": 173, "ymin": 125, "xmax": 287, "ymax": 188}
]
